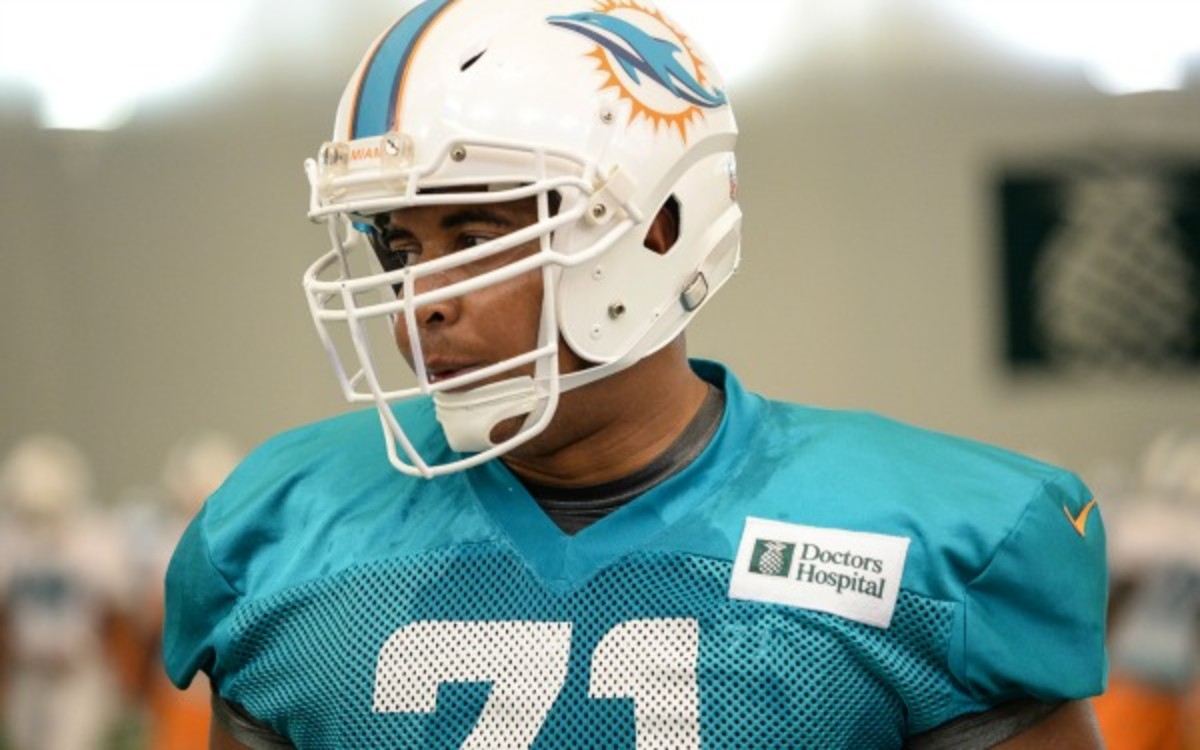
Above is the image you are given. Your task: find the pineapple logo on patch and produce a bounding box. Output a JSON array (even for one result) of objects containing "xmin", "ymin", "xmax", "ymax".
[{"xmin": 749, "ymin": 540, "xmax": 795, "ymax": 578}]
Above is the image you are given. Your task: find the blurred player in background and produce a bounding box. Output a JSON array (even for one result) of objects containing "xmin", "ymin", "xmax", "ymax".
[
  {"xmin": 113, "ymin": 433, "xmax": 242, "ymax": 750},
  {"xmin": 0, "ymin": 434, "xmax": 130, "ymax": 750},
  {"xmin": 163, "ymin": 0, "xmax": 1109, "ymax": 746},
  {"xmin": 1095, "ymin": 431, "xmax": 1200, "ymax": 750}
]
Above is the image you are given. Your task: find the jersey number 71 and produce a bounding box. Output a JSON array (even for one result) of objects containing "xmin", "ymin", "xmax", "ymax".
[{"xmin": 373, "ymin": 618, "xmax": 701, "ymax": 749}]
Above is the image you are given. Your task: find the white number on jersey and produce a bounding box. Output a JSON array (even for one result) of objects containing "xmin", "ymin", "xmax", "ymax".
[{"xmin": 373, "ymin": 618, "xmax": 701, "ymax": 749}]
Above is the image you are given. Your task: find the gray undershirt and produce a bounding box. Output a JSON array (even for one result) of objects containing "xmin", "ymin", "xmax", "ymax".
[{"xmin": 521, "ymin": 384, "xmax": 726, "ymax": 534}]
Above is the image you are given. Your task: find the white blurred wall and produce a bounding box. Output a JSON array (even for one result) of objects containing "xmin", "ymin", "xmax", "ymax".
[{"xmin": 1, "ymin": 1, "xmax": 1197, "ymax": 500}]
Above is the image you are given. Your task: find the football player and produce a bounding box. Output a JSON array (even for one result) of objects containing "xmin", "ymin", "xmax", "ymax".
[
  {"xmin": 0, "ymin": 435, "xmax": 130, "ymax": 750},
  {"xmin": 163, "ymin": 0, "xmax": 1108, "ymax": 747}
]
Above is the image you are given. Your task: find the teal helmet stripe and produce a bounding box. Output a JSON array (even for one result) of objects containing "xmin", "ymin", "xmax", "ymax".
[{"xmin": 351, "ymin": 0, "xmax": 457, "ymax": 139}]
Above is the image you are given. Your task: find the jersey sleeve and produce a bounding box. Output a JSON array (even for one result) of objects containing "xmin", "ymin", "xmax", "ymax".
[
  {"xmin": 952, "ymin": 472, "xmax": 1108, "ymax": 702},
  {"xmin": 162, "ymin": 504, "xmax": 240, "ymax": 690}
]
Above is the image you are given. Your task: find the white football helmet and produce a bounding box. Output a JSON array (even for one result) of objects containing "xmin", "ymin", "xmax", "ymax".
[{"xmin": 304, "ymin": 0, "xmax": 740, "ymax": 478}]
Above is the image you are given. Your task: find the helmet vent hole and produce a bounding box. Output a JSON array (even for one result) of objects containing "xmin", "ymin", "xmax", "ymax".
[
  {"xmin": 644, "ymin": 195, "xmax": 681, "ymax": 256},
  {"xmin": 460, "ymin": 49, "xmax": 487, "ymax": 72}
]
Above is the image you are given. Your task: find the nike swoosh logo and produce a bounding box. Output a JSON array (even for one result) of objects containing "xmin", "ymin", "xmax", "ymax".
[{"xmin": 1063, "ymin": 498, "xmax": 1098, "ymax": 537}]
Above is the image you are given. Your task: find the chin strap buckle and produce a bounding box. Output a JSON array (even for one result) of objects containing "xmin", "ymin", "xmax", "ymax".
[{"xmin": 680, "ymin": 272, "xmax": 709, "ymax": 312}]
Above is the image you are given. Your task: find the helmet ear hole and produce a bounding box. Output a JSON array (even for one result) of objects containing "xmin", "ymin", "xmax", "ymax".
[{"xmin": 644, "ymin": 195, "xmax": 680, "ymax": 256}]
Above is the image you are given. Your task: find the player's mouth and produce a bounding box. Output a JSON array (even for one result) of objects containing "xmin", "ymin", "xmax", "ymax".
[{"xmin": 424, "ymin": 360, "xmax": 482, "ymax": 386}]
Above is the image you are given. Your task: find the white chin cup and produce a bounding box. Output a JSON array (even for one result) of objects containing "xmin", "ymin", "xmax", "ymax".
[{"xmin": 432, "ymin": 376, "xmax": 545, "ymax": 453}]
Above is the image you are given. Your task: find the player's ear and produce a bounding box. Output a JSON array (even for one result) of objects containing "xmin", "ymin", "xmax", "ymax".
[{"xmin": 643, "ymin": 197, "xmax": 680, "ymax": 255}]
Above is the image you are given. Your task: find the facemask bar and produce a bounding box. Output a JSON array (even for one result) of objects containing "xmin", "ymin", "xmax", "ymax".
[
  {"xmin": 305, "ymin": 182, "xmax": 637, "ymax": 401},
  {"xmin": 381, "ymin": 242, "xmax": 563, "ymax": 478},
  {"xmin": 383, "ymin": 253, "xmax": 564, "ymax": 478},
  {"xmin": 306, "ymin": 133, "xmax": 617, "ymax": 222},
  {"xmin": 303, "ymin": 136, "xmax": 643, "ymax": 478}
]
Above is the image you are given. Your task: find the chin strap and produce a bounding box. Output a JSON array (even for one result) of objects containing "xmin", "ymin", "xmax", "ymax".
[
  {"xmin": 431, "ymin": 350, "xmax": 650, "ymax": 454},
  {"xmin": 433, "ymin": 376, "xmax": 547, "ymax": 453}
]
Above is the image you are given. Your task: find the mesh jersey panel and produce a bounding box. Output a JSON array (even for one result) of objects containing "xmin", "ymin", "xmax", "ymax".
[
  {"xmin": 167, "ymin": 362, "xmax": 1107, "ymax": 747},
  {"xmin": 223, "ymin": 544, "xmax": 957, "ymax": 749}
]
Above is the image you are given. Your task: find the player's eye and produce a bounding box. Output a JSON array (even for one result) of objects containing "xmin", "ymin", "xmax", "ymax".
[
  {"xmin": 457, "ymin": 233, "xmax": 492, "ymax": 251},
  {"xmin": 367, "ymin": 226, "xmax": 421, "ymax": 272}
]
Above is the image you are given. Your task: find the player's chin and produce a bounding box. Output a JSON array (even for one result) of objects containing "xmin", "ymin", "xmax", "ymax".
[{"xmin": 488, "ymin": 415, "xmax": 527, "ymax": 446}]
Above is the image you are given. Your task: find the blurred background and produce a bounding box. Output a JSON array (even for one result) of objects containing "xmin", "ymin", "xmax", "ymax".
[{"xmin": 0, "ymin": 0, "xmax": 1197, "ymax": 747}]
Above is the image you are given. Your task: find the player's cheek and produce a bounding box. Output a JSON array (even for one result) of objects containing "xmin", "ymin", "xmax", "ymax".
[
  {"xmin": 511, "ymin": 274, "xmax": 548, "ymax": 352},
  {"xmin": 392, "ymin": 317, "xmax": 417, "ymax": 365}
]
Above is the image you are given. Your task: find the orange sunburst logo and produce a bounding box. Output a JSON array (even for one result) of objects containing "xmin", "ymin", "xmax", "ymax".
[{"xmin": 550, "ymin": 0, "xmax": 726, "ymax": 144}]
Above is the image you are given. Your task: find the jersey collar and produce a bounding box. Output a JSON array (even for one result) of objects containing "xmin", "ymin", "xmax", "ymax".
[{"xmin": 464, "ymin": 359, "xmax": 762, "ymax": 590}]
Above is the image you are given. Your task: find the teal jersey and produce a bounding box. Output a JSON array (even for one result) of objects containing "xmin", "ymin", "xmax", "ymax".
[{"xmin": 163, "ymin": 362, "xmax": 1107, "ymax": 749}]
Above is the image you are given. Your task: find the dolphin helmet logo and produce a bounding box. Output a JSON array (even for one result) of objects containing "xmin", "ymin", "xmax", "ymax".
[{"xmin": 548, "ymin": 1, "xmax": 726, "ymax": 143}]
